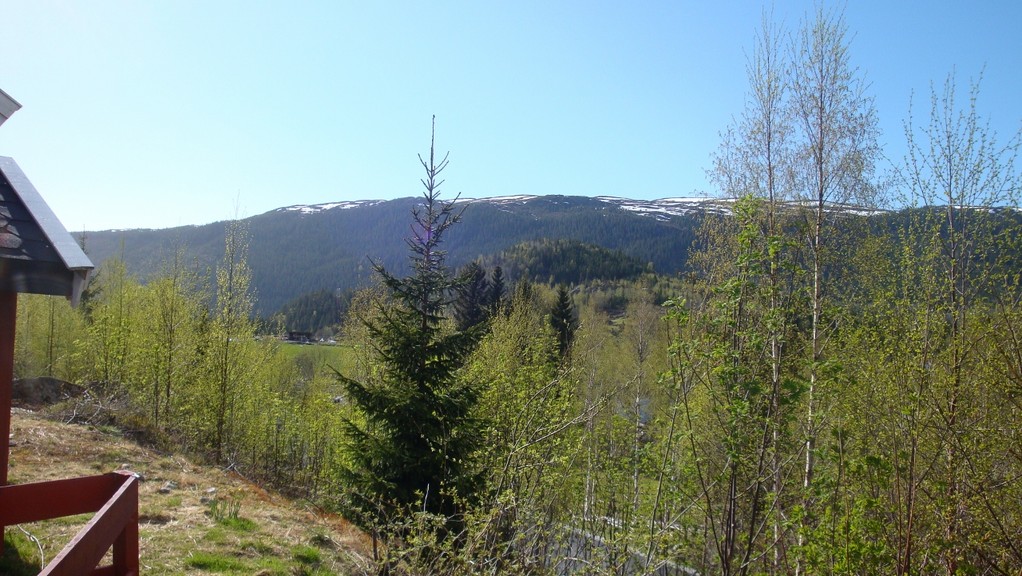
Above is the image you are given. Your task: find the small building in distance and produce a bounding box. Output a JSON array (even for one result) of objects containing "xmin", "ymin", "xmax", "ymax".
[{"xmin": 285, "ymin": 330, "xmax": 314, "ymax": 344}]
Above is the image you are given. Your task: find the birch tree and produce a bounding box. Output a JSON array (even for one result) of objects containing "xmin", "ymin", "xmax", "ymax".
[
  {"xmin": 896, "ymin": 72, "xmax": 1022, "ymax": 574},
  {"xmin": 787, "ymin": 9, "xmax": 879, "ymax": 566},
  {"xmin": 709, "ymin": 13, "xmax": 802, "ymax": 572}
]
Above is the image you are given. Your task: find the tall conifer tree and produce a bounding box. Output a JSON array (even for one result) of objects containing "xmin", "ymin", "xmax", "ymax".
[
  {"xmin": 453, "ymin": 261, "xmax": 489, "ymax": 331},
  {"xmin": 550, "ymin": 285, "xmax": 578, "ymax": 357},
  {"xmin": 487, "ymin": 265, "xmax": 506, "ymax": 316},
  {"xmin": 337, "ymin": 117, "xmax": 481, "ymax": 537}
]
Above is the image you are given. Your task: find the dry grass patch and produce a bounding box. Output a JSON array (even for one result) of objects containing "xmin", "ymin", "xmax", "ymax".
[{"xmin": 5, "ymin": 409, "xmax": 372, "ymax": 575}]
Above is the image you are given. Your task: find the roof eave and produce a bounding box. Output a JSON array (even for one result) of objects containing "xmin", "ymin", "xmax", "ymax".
[
  {"xmin": 0, "ymin": 89, "xmax": 21, "ymax": 127},
  {"xmin": 0, "ymin": 156, "xmax": 95, "ymax": 306}
]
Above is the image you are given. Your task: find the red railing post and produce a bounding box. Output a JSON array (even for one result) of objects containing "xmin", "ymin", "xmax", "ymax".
[
  {"xmin": 112, "ymin": 471, "xmax": 139, "ymax": 576},
  {"xmin": 0, "ymin": 290, "xmax": 17, "ymax": 554}
]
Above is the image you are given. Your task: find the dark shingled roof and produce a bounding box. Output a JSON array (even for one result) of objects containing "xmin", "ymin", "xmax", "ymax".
[{"xmin": 0, "ymin": 156, "xmax": 93, "ymax": 305}]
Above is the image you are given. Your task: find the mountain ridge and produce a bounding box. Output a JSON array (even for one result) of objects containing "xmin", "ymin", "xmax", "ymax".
[
  {"xmin": 72, "ymin": 194, "xmax": 1014, "ymax": 320},
  {"xmin": 273, "ymin": 194, "xmax": 731, "ymax": 219}
]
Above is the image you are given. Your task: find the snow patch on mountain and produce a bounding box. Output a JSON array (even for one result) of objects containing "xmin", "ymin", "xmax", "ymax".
[
  {"xmin": 276, "ymin": 200, "xmax": 387, "ymax": 215},
  {"xmin": 274, "ymin": 194, "xmax": 886, "ymax": 220},
  {"xmin": 459, "ymin": 195, "xmax": 537, "ymax": 205},
  {"xmin": 595, "ymin": 196, "xmax": 734, "ymax": 218}
]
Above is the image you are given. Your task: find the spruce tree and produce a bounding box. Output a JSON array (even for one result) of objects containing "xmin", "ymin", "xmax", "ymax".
[
  {"xmin": 336, "ymin": 117, "xmax": 481, "ymax": 537},
  {"xmin": 550, "ymin": 284, "xmax": 578, "ymax": 357},
  {"xmin": 453, "ymin": 261, "xmax": 489, "ymax": 331},
  {"xmin": 487, "ymin": 265, "xmax": 506, "ymax": 317}
]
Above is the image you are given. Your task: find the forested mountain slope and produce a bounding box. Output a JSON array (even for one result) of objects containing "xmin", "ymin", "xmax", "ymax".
[
  {"xmin": 75, "ymin": 193, "xmax": 1022, "ymax": 320},
  {"xmin": 76, "ymin": 195, "xmax": 706, "ymax": 315}
]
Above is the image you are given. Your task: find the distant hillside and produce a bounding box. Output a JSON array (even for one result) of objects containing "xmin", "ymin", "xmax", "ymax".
[{"xmin": 77, "ymin": 195, "xmax": 710, "ymax": 315}]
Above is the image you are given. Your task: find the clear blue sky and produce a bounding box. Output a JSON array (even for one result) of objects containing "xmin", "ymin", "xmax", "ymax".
[{"xmin": 1, "ymin": 1, "xmax": 1019, "ymax": 231}]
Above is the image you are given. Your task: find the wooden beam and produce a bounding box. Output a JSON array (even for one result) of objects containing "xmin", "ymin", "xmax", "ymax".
[{"xmin": 0, "ymin": 473, "xmax": 123, "ymax": 526}]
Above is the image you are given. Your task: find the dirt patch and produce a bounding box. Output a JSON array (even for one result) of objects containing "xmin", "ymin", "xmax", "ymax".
[{"xmin": 11, "ymin": 377, "xmax": 84, "ymax": 409}]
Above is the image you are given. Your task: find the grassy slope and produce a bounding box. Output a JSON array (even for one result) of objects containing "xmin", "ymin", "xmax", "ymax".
[{"xmin": 2, "ymin": 409, "xmax": 371, "ymax": 575}]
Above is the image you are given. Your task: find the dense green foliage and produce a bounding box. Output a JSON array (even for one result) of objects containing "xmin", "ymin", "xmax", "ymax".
[{"xmin": 16, "ymin": 229, "xmax": 343, "ymax": 497}]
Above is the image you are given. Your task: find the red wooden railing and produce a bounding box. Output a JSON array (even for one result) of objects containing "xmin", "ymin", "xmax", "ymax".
[{"xmin": 0, "ymin": 471, "xmax": 139, "ymax": 575}]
